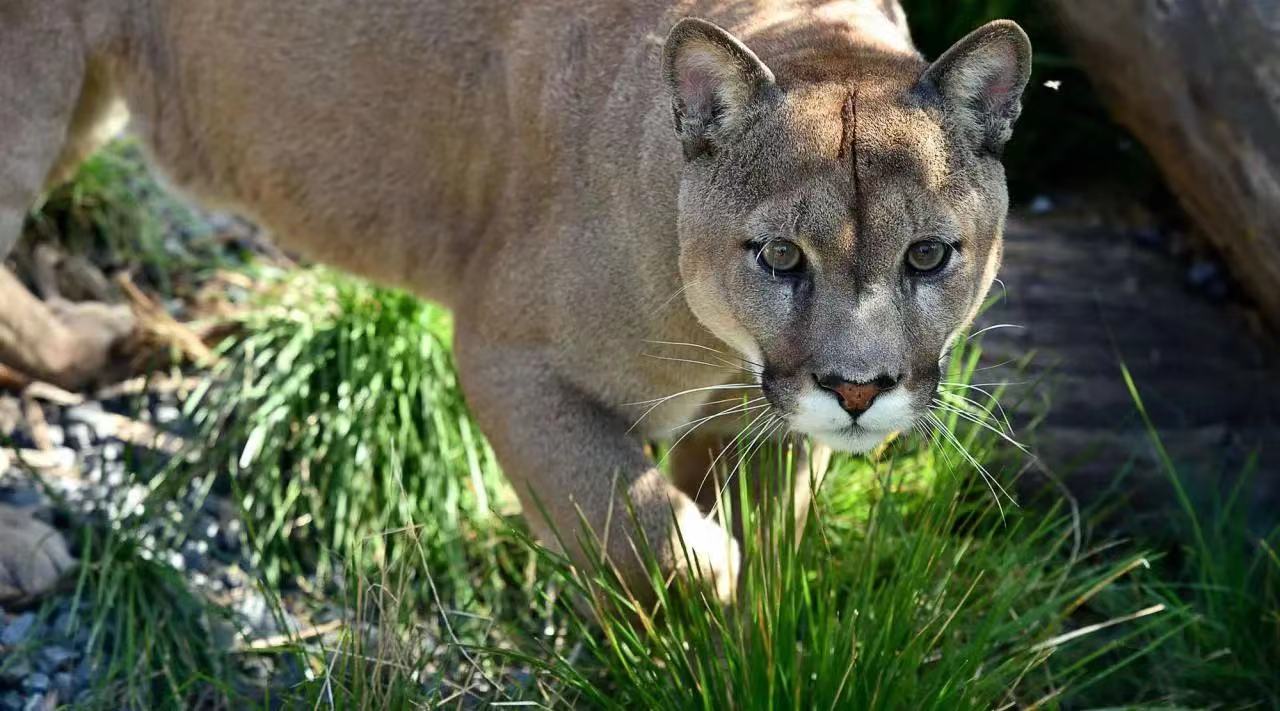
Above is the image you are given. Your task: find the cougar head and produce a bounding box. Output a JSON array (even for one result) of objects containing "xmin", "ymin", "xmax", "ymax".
[{"xmin": 662, "ymin": 17, "xmax": 1031, "ymax": 452}]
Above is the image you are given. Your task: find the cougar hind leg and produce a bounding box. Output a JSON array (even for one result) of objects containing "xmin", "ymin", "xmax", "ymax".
[
  {"xmin": 0, "ymin": 6, "xmax": 141, "ymax": 603},
  {"xmin": 0, "ymin": 21, "xmax": 135, "ymax": 389}
]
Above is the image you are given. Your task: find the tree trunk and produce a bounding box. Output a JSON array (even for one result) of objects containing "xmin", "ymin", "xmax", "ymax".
[{"xmin": 1049, "ymin": 0, "xmax": 1280, "ymax": 329}]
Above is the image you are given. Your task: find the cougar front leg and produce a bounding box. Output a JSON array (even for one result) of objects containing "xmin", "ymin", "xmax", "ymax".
[
  {"xmin": 670, "ymin": 432, "xmax": 832, "ymax": 540},
  {"xmin": 457, "ymin": 344, "xmax": 740, "ymax": 605}
]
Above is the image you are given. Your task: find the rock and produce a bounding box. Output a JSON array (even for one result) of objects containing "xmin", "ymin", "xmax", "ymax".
[
  {"xmin": 0, "ymin": 488, "xmax": 43, "ymax": 510},
  {"xmin": 1049, "ymin": 0, "xmax": 1280, "ymax": 329},
  {"xmin": 38, "ymin": 647, "xmax": 77, "ymax": 672},
  {"xmin": 153, "ymin": 405, "xmax": 181, "ymax": 426},
  {"xmin": 1, "ymin": 613, "xmax": 37, "ymax": 647},
  {"xmin": 0, "ymin": 657, "xmax": 32, "ymax": 685},
  {"xmin": 0, "ymin": 691, "xmax": 22, "ymax": 711},
  {"xmin": 64, "ymin": 423, "xmax": 93, "ymax": 450},
  {"xmin": 51, "ymin": 611, "xmax": 77, "ymax": 640},
  {"xmin": 42, "ymin": 426, "xmax": 64, "ymax": 449},
  {"xmin": 63, "ymin": 404, "xmax": 115, "ymax": 440},
  {"xmin": 100, "ymin": 441, "xmax": 123, "ymax": 462},
  {"xmin": 22, "ymin": 673, "xmax": 48, "ymax": 694},
  {"xmin": 51, "ymin": 672, "xmax": 74, "ymax": 699},
  {"xmin": 0, "ymin": 508, "xmax": 75, "ymax": 605}
]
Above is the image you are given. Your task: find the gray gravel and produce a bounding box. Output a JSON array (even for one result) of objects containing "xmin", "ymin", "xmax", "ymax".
[{"xmin": 0, "ymin": 382, "xmax": 276, "ymax": 709}]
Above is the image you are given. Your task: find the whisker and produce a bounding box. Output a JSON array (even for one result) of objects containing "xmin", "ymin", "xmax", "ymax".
[
  {"xmin": 659, "ymin": 400, "xmax": 769, "ymax": 465},
  {"xmin": 624, "ymin": 383, "xmax": 760, "ymax": 432},
  {"xmin": 926, "ymin": 411, "xmax": 1016, "ymax": 519},
  {"xmin": 640, "ymin": 352, "xmax": 757, "ymax": 377},
  {"xmin": 709, "ymin": 416, "xmax": 786, "ymax": 521},
  {"xmin": 940, "ymin": 380, "xmax": 1027, "ymax": 390},
  {"xmin": 654, "ymin": 279, "xmax": 698, "ymax": 314},
  {"xmin": 624, "ymin": 383, "xmax": 758, "ymax": 408},
  {"xmin": 966, "ymin": 323, "xmax": 1026, "ymax": 341},
  {"xmin": 643, "ymin": 339, "xmax": 765, "ymax": 370},
  {"xmin": 932, "ymin": 399, "xmax": 1029, "ymax": 454},
  {"xmin": 693, "ymin": 408, "xmax": 774, "ymax": 505},
  {"xmin": 973, "ymin": 357, "xmax": 1020, "ymax": 372},
  {"xmin": 935, "ymin": 390, "xmax": 1015, "ymax": 436}
]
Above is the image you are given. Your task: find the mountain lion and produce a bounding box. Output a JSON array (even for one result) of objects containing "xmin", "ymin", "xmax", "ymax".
[{"xmin": 0, "ymin": 0, "xmax": 1030, "ymax": 604}]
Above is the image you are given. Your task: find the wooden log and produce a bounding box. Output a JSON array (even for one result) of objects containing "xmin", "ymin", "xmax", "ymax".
[{"xmin": 1048, "ymin": 1, "xmax": 1280, "ymax": 329}]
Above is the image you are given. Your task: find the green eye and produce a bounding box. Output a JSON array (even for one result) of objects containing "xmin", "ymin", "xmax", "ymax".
[
  {"xmin": 905, "ymin": 240, "xmax": 952, "ymax": 274},
  {"xmin": 760, "ymin": 240, "xmax": 804, "ymax": 272}
]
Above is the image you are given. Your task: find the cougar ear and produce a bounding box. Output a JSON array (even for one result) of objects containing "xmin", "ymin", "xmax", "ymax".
[
  {"xmin": 918, "ymin": 20, "xmax": 1032, "ymax": 156},
  {"xmin": 662, "ymin": 18, "xmax": 776, "ymax": 160}
]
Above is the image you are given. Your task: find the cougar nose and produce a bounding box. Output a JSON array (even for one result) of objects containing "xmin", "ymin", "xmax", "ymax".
[{"xmin": 815, "ymin": 373, "xmax": 899, "ymax": 416}]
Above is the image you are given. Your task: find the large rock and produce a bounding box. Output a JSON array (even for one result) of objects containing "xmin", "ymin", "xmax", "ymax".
[{"xmin": 1049, "ymin": 1, "xmax": 1280, "ymax": 329}]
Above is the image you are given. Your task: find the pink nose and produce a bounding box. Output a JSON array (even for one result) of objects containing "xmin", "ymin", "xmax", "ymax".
[{"xmin": 815, "ymin": 374, "xmax": 899, "ymax": 415}]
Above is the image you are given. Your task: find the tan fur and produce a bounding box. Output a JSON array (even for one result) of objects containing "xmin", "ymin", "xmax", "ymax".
[{"xmin": 0, "ymin": 0, "xmax": 1030, "ymax": 603}]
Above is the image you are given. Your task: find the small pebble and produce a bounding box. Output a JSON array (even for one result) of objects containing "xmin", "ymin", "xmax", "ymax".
[
  {"xmin": 51, "ymin": 672, "xmax": 74, "ymax": 698},
  {"xmin": 0, "ymin": 657, "xmax": 32, "ymax": 685},
  {"xmin": 101, "ymin": 442, "xmax": 124, "ymax": 462},
  {"xmin": 153, "ymin": 405, "xmax": 181, "ymax": 426},
  {"xmin": 39, "ymin": 646, "xmax": 77, "ymax": 671},
  {"xmin": 1, "ymin": 613, "xmax": 37, "ymax": 646},
  {"xmin": 64, "ymin": 423, "xmax": 93, "ymax": 450},
  {"xmin": 0, "ymin": 488, "xmax": 43, "ymax": 510},
  {"xmin": 22, "ymin": 673, "xmax": 49, "ymax": 694},
  {"xmin": 1028, "ymin": 194, "xmax": 1054, "ymax": 215},
  {"xmin": 63, "ymin": 403, "xmax": 115, "ymax": 439},
  {"xmin": 43, "ymin": 425, "xmax": 65, "ymax": 448}
]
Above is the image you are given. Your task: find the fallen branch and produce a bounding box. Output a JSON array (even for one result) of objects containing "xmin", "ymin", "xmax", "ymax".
[
  {"xmin": 116, "ymin": 272, "xmax": 217, "ymax": 367},
  {"xmin": 238, "ymin": 619, "xmax": 345, "ymax": 651}
]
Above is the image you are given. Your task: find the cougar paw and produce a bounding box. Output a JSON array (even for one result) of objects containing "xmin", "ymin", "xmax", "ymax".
[
  {"xmin": 0, "ymin": 504, "xmax": 76, "ymax": 606},
  {"xmin": 672, "ymin": 503, "xmax": 741, "ymax": 604}
]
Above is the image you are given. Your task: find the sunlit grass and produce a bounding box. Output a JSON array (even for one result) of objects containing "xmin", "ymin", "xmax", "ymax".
[{"xmin": 187, "ymin": 267, "xmax": 510, "ymax": 598}]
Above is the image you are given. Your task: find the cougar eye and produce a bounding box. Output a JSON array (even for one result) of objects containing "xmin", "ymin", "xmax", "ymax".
[
  {"xmin": 759, "ymin": 239, "xmax": 804, "ymax": 273},
  {"xmin": 905, "ymin": 240, "xmax": 952, "ymax": 274}
]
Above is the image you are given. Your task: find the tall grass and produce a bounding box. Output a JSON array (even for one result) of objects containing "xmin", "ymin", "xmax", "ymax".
[
  {"xmin": 504, "ymin": 351, "xmax": 1167, "ymax": 709},
  {"xmin": 187, "ymin": 267, "xmax": 509, "ymax": 599}
]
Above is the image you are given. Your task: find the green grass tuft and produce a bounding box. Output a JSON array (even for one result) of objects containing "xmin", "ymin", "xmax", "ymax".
[{"xmin": 187, "ymin": 267, "xmax": 509, "ymax": 598}]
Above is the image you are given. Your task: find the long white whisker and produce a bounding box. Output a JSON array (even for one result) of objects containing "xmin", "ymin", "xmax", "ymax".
[
  {"xmin": 625, "ymin": 383, "xmax": 759, "ymax": 432},
  {"xmin": 973, "ymin": 357, "xmax": 1020, "ymax": 372},
  {"xmin": 993, "ymin": 277, "xmax": 1008, "ymax": 304},
  {"xmin": 927, "ymin": 411, "xmax": 1016, "ymax": 519},
  {"xmin": 966, "ymin": 323, "xmax": 1026, "ymax": 341},
  {"xmin": 643, "ymin": 339, "xmax": 764, "ymax": 370},
  {"xmin": 932, "ymin": 399, "xmax": 1029, "ymax": 454},
  {"xmin": 640, "ymin": 351, "xmax": 757, "ymax": 379},
  {"xmin": 936, "ymin": 390, "xmax": 1015, "ymax": 437},
  {"xmin": 659, "ymin": 400, "xmax": 769, "ymax": 465},
  {"xmin": 694, "ymin": 408, "xmax": 774, "ymax": 504},
  {"xmin": 709, "ymin": 416, "xmax": 786, "ymax": 521},
  {"xmin": 940, "ymin": 380, "xmax": 1027, "ymax": 390},
  {"xmin": 640, "ymin": 352, "xmax": 753, "ymax": 375},
  {"xmin": 624, "ymin": 383, "xmax": 757, "ymax": 408}
]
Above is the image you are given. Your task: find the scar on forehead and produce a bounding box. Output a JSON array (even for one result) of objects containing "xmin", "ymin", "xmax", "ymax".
[{"xmin": 838, "ymin": 90, "xmax": 861, "ymax": 239}]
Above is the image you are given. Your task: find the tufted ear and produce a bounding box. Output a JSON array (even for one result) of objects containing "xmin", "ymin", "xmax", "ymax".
[
  {"xmin": 662, "ymin": 18, "xmax": 776, "ymax": 160},
  {"xmin": 918, "ymin": 20, "xmax": 1032, "ymax": 156}
]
